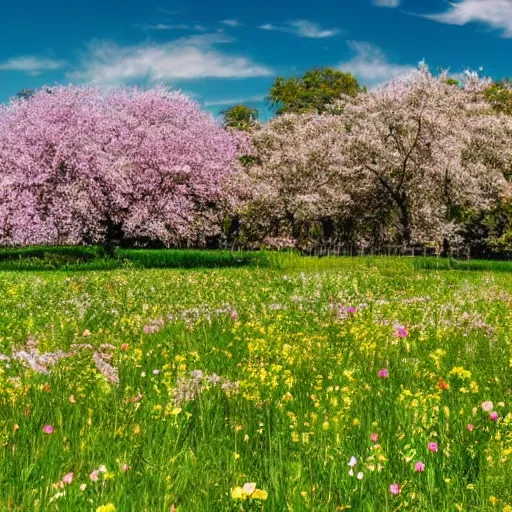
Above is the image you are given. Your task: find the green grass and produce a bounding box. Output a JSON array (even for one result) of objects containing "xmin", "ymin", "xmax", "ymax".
[
  {"xmin": 0, "ymin": 246, "xmax": 274, "ymax": 271},
  {"xmin": 0, "ymin": 255, "xmax": 511, "ymax": 511}
]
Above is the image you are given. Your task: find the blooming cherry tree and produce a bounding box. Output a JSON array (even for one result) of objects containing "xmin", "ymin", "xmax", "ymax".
[
  {"xmin": 0, "ymin": 85, "xmax": 239, "ymax": 248},
  {"xmin": 336, "ymin": 66, "xmax": 512, "ymax": 245}
]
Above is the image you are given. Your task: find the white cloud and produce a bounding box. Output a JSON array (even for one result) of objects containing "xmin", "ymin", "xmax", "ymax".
[
  {"xmin": 259, "ymin": 20, "xmax": 341, "ymax": 38},
  {"xmin": 373, "ymin": 0, "xmax": 400, "ymax": 7},
  {"xmin": 203, "ymin": 94, "xmax": 265, "ymax": 106},
  {"xmin": 70, "ymin": 34, "xmax": 272, "ymax": 85},
  {"xmin": 338, "ymin": 41, "xmax": 414, "ymax": 83},
  {"xmin": 426, "ymin": 0, "xmax": 512, "ymax": 37},
  {"xmin": 0, "ymin": 56, "xmax": 66, "ymax": 75},
  {"xmin": 141, "ymin": 23, "xmax": 206, "ymax": 31},
  {"xmin": 220, "ymin": 19, "xmax": 242, "ymax": 27}
]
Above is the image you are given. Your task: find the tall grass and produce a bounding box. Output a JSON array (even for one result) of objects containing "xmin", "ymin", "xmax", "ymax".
[{"xmin": 0, "ymin": 258, "xmax": 511, "ymax": 510}]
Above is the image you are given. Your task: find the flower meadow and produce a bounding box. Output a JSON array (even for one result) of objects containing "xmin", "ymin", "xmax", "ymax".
[{"xmin": 1, "ymin": 256, "xmax": 512, "ymax": 511}]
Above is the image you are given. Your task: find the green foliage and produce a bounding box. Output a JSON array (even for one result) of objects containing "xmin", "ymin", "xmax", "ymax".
[
  {"xmin": 0, "ymin": 246, "xmax": 273, "ymax": 271},
  {"xmin": 268, "ymin": 67, "xmax": 361, "ymax": 115},
  {"xmin": 16, "ymin": 88, "xmax": 36, "ymax": 100},
  {"xmin": 221, "ymin": 105, "xmax": 259, "ymax": 131},
  {"xmin": 484, "ymin": 81, "xmax": 512, "ymax": 116}
]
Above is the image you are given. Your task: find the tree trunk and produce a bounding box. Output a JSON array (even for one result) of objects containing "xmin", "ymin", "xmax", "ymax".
[
  {"xmin": 398, "ymin": 200, "xmax": 412, "ymax": 246},
  {"xmin": 102, "ymin": 217, "xmax": 123, "ymax": 258}
]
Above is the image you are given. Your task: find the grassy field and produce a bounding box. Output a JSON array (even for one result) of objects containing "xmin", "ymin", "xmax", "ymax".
[{"xmin": 0, "ymin": 254, "xmax": 511, "ymax": 511}]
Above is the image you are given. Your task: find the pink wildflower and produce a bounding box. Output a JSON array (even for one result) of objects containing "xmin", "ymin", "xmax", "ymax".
[
  {"xmin": 394, "ymin": 324, "xmax": 408, "ymax": 338},
  {"xmin": 89, "ymin": 470, "xmax": 100, "ymax": 482},
  {"xmin": 390, "ymin": 483, "xmax": 401, "ymax": 495},
  {"xmin": 378, "ymin": 368, "xmax": 389, "ymax": 379},
  {"xmin": 121, "ymin": 464, "xmax": 131, "ymax": 472},
  {"xmin": 414, "ymin": 461, "xmax": 425, "ymax": 472},
  {"xmin": 62, "ymin": 472, "xmax": 74, "ymax": 484},
  {"xmin": 370, "ymin": 433, "xmax": 379, "ymax": 443},
  {"xmin": 42, "ymin": 425, "xmax": 54, "ymax": 434},
  {"xmin": 428, "ymin": 442, "xmax": 438, "ymax": 453},
  {"xmin": 481, "ymin": 401, "xmax": 494, "ymax": 412},
  {"xmin": 467, "ymin": 424, "xmax": 474, "ymax": 432},
  {"xmin": 490, "ymin": 411, "xmax": 499, "ymax": 421}
]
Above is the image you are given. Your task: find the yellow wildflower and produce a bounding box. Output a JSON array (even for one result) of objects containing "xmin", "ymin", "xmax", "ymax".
[
  {"xmin": 96, "ymin": 505, "xmax": 116, "ymax": 512},
  {"xmin": 252, "ymin": 489, "xmax": 268, "ymax": 500}
]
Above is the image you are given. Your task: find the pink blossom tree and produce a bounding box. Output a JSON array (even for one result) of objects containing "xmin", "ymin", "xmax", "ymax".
[
  {"xmin": 0, "ymin": 85, "xmax": 239, "ymax": 249},
  {"xmin": 239, "ymin": 66, "xmax": 512, "ymax": 249},
  {"xmin": 336, "ymin": 66, "xmax": 512, "ymax": 246},
  {"xmin": 237, "ymin": 113, "xmax": 356, "ymax": 248}
]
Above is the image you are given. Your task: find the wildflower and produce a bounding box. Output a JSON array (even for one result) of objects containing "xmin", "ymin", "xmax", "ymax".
[
  {"xmin": 62, "ymin": 472, "xmax": 74, "ymax": 484},
  {"xmin": 467, "ymin": 424, "xmax": 474, "ymax": 432},
  {"xmin": 42, "ymin": 425, "xmax": 54, "ymax": 434},
  {"xmin": 231, "ymin": 482, "xmax": 268, "ymax": 501},
  {"xmin": 152, "ymin": 369, "xmax": 160, "ymax": 375},
  {"xmin": 370, "ymin": 433, "xmax": 379, "ymax": 443},
  {"xmin": 348, "ymin": 456, "xmax": 357, "ymax": 467},
  {"xmin": 390, "ymin": 483, "xmax": 401, "ymax": 495},
  {"xmin": 481, "ymin": 401, "xmax": 494, "ymax": 412},
  {"xmin": 428, "ymin": 442, "xmax": 438, "ymax": 453},
  {"xmin": 121, "ymin": 464, "xmax": 130, "ymax": 472},
  {"xmin": 252, "ymin": 489, "xmax": 268, "ymax": 500},
  {"xmin": 96, "ymin": 505, "xmax": 116, "ymax": 512},
  {"xmin": 357, "ymin": 472, "xmax": 364, "ymax": 480},
  {"xmin": 90, "ymin": 470, "xmax": 100, "ymax": 482},
  {"xmin": 438, "ymin": 377, "xmax": 449, "ymax": 390},
  {"xmin": 348, "ymin": 469, "xmax": 354, "ymax": 477},
  {"xmin": 490, "ymin": 411, "xmax": 499, "ymax": 421},
  {"xmin": 415, "ymin": 461, "xmax": 425, "ymax": 472},
  {"xmin": 394, "ymin": 324, "xmax": 408, "ymax": 338},
  {"xmin": 345, "ymin": 307, "xmax": 357, "ymax": 314},
  {"xmin": 79, "ymin": 484, "xmax": 87, "ymax": 491},
  {"xmin": 242, "ymin": 483, "xmax": 257, "ymax": 495},
  {"xmin": 120, "ymin": 343, "xmax": 129, "ymax": 351},
  {"xmin": 378, "ymin": 369, "xmax": 389, "ymax": 379},
  {"xmin": 231, "ymin": 487, "xmax": 246, "ymax": 500},
  {"xmin": 69, "ymin": 395, "xmax": 76, "ymax": 404},
  {"xmin": 82, "ymin": 329, "xmax": 91, "ymax": 337},
  {"xmin": 141, "ymin": 372, "xmax": 146, "ymax": 377},
  {"xmin": 98, "ymin": 465, "xmax": 107, "ymax": 473}
]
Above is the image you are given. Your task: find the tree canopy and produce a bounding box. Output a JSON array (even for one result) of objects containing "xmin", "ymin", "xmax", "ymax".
[
  {"xmin": 267, "ymin": 67, "xmax": 361, "ymax": 115},
  {"xmin": 221, "ymin": 105, "xmax": 259, "ymax": 131},
  {"xmin": 0, "ymin": 86, "xmax": 240, "ymax": 249}
]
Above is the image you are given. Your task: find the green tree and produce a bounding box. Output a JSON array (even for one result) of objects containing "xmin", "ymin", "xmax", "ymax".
[
  {"xmin": 220, "ymin": 105, "xmax": 259, "ymax": 131},
  {"xmin": 16, "ymin": 88, "xmax": 36, "ymax": 100},
  {"xmin": 484, "ymin": 80, "xmax": 512, "ymax": 116},
  {"xmin": 267, "ymin": 67, "xmax": 361, "ymax": 115}
]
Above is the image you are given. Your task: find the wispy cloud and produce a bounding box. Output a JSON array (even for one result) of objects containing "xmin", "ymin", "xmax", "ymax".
[
  {"xmin": 259, "ymin": 20, "xmax": 341, "ymax": 38},
  {"xmin": 69, "ymin": 34, "xmax": 273, "ymax": 85},
  {"xmin": 338, "ymin": 41, "xmax": 414, "ymax": 83},
  {"xmin": 0, "ymin": 56, "xmax": 66, "ymax": 75},
  {"xmin": 220, "ymin": 19, "xmax": 243, "ymax": 27},
  {"xmin": 203, "ymin": 94, "xmax": 265, "ymax": 107},
  {"xmin": 425, "ymin": 0, "xmax": 512, "ymax": 38},
  {"xmin": 139, "ymin": 23, "xmax": 206, "ymax": 31},
  {"xmin": 373, "ymin": 0, "xmax": 400, "ymax": 7}
]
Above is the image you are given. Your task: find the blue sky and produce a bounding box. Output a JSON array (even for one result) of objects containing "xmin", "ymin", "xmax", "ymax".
[{"xmin": 1, "ymin": 0, "xmax": 511, "ymax": 118}]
